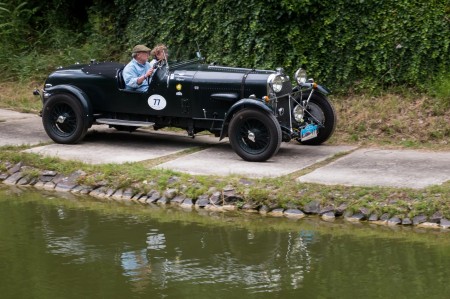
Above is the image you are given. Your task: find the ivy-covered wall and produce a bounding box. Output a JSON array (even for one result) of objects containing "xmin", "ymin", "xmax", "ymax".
[
  {"xmin": 123, "ymin": 0, "xmax": 449, "ymax": 89},
  {"xmin": 1, "ymin": 0, "xmax": 449, "ymax": 90}
]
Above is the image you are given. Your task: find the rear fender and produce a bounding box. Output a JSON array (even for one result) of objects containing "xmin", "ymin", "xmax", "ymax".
[
  {"xmin": 45, "ymin": 84, "xmax": 93, "ymax": 124},
  {"xmin": 219, "ymin": 98, "xmax": 273, "ymax": 140}
]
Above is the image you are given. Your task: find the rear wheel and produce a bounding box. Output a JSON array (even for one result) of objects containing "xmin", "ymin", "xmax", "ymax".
[
  {"xmin": 228, "ymin": 109, "xmax": 281, "ymax": 162},
  {"xmin": 42, "ymin": 93, "xmax": 88, "ymax": 143}
]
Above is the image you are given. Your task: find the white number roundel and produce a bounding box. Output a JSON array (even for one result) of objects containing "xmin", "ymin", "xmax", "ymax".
[{"xmin": 148, "ymin": 94, "xmax": 167, "ymax": 110}]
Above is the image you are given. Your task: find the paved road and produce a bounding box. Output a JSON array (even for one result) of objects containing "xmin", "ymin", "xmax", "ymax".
[{"xmin": 1, "ymin": 108, "xmax": 449, "ymax": 189}]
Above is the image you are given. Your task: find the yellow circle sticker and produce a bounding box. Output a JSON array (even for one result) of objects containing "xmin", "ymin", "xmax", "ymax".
[{"xmin": 176, "ymin": 84, "xmax": 182, "ymax": 91}]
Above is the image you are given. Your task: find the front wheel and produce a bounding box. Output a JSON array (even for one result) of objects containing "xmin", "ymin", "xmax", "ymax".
[
  {"xmin": 42, "ymin": 93, "xmax": 88, "ymax": 144},
  {"xmin": 294, "ymin": 93, "xmax": 337, "ymax": 145},
  {"xmin": 228, "ymin": 109, "xmax": 282, "ymax": 162}
]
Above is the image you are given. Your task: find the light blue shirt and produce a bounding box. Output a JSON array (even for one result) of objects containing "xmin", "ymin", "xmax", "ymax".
[{"xmin": 122, "ymin": 58, "xmax": 151, "ymax": 92}]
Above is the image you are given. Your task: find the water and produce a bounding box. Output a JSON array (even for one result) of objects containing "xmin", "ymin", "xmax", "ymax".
[{"xmin": 1, "ymin": 186, "xmax": 449, "ymax": 299}]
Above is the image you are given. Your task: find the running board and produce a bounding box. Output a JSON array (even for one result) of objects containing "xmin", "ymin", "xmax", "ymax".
[{"xmin": 96, "ymin": 118, "xmax": 155, "ymax": 127}]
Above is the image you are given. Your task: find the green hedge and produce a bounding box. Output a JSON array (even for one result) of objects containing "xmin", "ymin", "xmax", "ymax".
[{"xmin": 1, "ymin": 0, "xmax": 449, "ymax": 91}]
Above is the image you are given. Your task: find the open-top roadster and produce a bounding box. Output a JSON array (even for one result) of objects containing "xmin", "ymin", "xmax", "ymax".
[{"xmin": 34, "ymin": 52, "xmax": 336, "ymax": 162}]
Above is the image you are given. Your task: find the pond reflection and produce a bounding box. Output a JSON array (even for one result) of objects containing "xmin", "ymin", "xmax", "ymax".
[{"xmin": 1, "ymin": 186, "xmax": 449, "ymax": 299}]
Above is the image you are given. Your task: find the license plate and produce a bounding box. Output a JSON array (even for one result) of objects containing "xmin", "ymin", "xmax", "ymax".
[{"xmin": 300, "ymin": 124, "xmax": 318, "ymax": 141}]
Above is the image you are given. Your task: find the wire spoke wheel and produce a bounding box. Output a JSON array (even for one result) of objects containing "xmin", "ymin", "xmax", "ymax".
[
  {"xmin": 49, "ymin": 103, "xmax": 78, "ymax": 137},
  {"xmin": 229, "ymin": 109, "xmax": 281, "ymax": 162},
  {"xmin": 237, "ymin": 118, "xmax": 270, "ymax": 155},
  {"xmin": 42, "ymin": 94, "xmax": 88, "ymax": 144}
]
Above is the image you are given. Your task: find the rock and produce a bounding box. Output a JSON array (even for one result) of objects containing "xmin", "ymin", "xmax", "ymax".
[
  {"xmin": 259, "ymin": 205, "xmax": 270, "ymax": 215},
  {"xmin": 3, "ymin": 172, "xmax": 24, "ymax": 185},
  {"xmin": 368, "ymin": 213, "xmax": 379, "ymax": 221},
  {"xmin": 412, "ymin": 215, "xmax": 427, "ymax": 225},
  {"xmin": 429, "ymin": 212, "xmax": 443, "ymax": 223},
  {"xmin": 380, "ymin": 213, "xmax": 390, "ymax": 221},
  {"xmin": 164, "ymin": 188, "xmax": 178, "ymax": 200},
  {"xmin": 51, "ymin": 174, "xmax": 65, "ymax": 185},
  {"xmin": 33, "ymin": 181, "xmax": 45, "ymax": 189},
  {"xmin": 335, "ymin": 203, "xmax": 348, "ymax": 215},
  {"xmin": 7, "ymin": 162, "xmax": 22, "ymax": 174},
  {"xmin": 343, "ymin": 210, "xmax": 353, "ymax": 218},
  {"xmin": 111, "ymin": 189, "xmax": 123, "ymax": 201},
  {"xmin": 346, "ymin": 212, "xmax": 365, "ymax": 222},
  {"xmin": 138, "ymin": 195, "xmax": 148, "ymax": 204},
  {"xmin": 402, "ymin": 218, "xmax": 412, "ymax": 225},
  {"xmin": 205, "ymin": 204, "xmax": 223, "ymax": 212},
  {"xmin": 239, "ymin": 178, "xmax": 253, "ymax": 186},
  {"xmin": 55, "ymin": 175, "xmax": 79, "ymax": 192},
  {"xmin": 209, "ymin": 191, "xmax": 222, "ymax": 205},
  {"xmin": 242, "ymin": 202, "xmax": 259, "ymax": 212},
  {"xmin": 440, "ymin": 218, "xmax": 450, "ymax": 229},
  {"xmin": 157, "ymin": 196, "xmax": 169, "ymax": 205},
  {"xmin": 319, "ymin": 205, "xmax": 335, "ymax": 215},
  {"xmin": 222, "ymin": 204, "xmax": 237, "ymax": 211},
  {"xmin": 359, "ymin": 207, "xmax": 371, "ymax": 216},
  {"xmin": 167, "ymin": 176, "xmax": 180, "ymax": 184},
  {"xmin": 89, "ymin": 187, "xmax": 104, "ymax": 198},
  {"xmin": 0, "ymin": 173, "xmax": 10, "ymax": 180},
  {"xmin": 43, "ymin": 181, "xmax": 56, "ymax": 190},
  {"xmin": 180, "ymin": 198, "xmax": 194, "ymax": 209},
  {"xmin": 104, "ymin": 188, "xmax": 116, "ymax": 198},
  {"xmin": 195, "ymin": 195, "xmax": 210, "ymax": 208},
  {"xmin": 147, "ymin": 191, "xmax": 161, "ymax": 203},
  {"xmin": 387, "ymin": 217, "xmax": 401, "ymax": 226},
  {"xmin": 268, "ymin": 208, "xmax": 284, "ymax": 217},
  {"xmin": 39, "ymin": 171, "xmax": 57, "ymax": 183},
  {"xmin": 417, "ymin": 222, "xmax": 440, "ymax": 228},
  {"xmin": 303, "ymin": 200, "xmax": 321, "ymax": 214},
  {"xmin": 170, "ymin": 195, "xmax": 185, "ymax": 205},
  {"xmin": 284, "ymin": 209, "xmax": 305, "ymax": 219},
  {"xmin": 16, "ymin": 175, "xmax": 33, "ymax": 186},
  {"xmin": 322, "ymin": 212, "xmax": 336, "ymax": 221},
  {"xmin": 71, "ymin": 185, "xmax": 93, "ymax": 195},
  {"xmin": 122, "ymin": 188, "xmax": 134, "ymax": 201},
  {"xmin": 131, "ymin": 193, "xmax": 143, "ymax": 202},
  {"xmin": 223, "ymin": 186, "xmax": 238, "ymax": 203}
]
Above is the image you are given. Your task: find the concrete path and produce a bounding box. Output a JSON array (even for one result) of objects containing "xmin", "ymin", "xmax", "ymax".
[
  {"xmin": 297, "ymin": 148, "xmax": 450, "ymax": 189},
  {"xmin": 1, "ymin": 109, "xmax": 449, "ymax": 188},
  {"xmin": 156, "ymin": 143, "xmax": 355, "ymax": 178},
  {"xmin": 24, "ymin": 129, "xmax": 222, "ymax": 164},
  {"xmin": 0, "ymin": 109, "xmax": 50, "ymax": 146}
]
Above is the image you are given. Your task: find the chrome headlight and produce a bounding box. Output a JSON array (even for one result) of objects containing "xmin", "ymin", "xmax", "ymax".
[
  {"xmin": 294, "ymin": 68, "xmax": 307, "ymax": 85},
  {"xmin": 268, "ymin": 74, "xmax": 284, "ymax": 93},
  {"xmin": 293, "ymin": 104, "xmax": 305, "ymax": 123}
]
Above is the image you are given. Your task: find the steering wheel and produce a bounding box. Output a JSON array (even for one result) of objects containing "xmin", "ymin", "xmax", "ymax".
[{"xmin": 147, "ymin": 60, "xmax": 166, "ymax": 85}]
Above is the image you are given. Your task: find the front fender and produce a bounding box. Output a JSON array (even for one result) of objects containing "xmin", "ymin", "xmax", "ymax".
[
  {"xmin": 45, "ymin": 84, "xmax": 93, "ymax": 124},
  {"xmin": 219, "ymin": 98, "xmax": 273, "ymax": 140},
  {"xmin": 293, "ymin": 83, "xmax": 331, "ymax": 95}
]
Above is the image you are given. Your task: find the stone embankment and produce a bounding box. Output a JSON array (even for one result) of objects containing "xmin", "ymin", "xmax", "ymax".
[{"xmin": 1, "ymin": 161, "xmax": 450, "ymax": 230}]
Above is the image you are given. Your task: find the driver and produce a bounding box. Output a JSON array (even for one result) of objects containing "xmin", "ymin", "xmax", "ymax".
[{"xmin": 123, "ymin": 44, "xmax": 155, "ymax": 92}]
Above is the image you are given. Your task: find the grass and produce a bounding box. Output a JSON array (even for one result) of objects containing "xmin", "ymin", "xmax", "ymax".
[
  {"xmin": 0, "ymin": 80, "xmax": 449, "ymax": 219},
  {"xmin": 1, "ymin": 148, "xmax": 449, "ymax": 219}
]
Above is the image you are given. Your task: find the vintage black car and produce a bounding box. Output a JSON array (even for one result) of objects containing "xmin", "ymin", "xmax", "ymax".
[{"xmin": 34, "ymin": 53, "xmax": 336, "ymax": 162}]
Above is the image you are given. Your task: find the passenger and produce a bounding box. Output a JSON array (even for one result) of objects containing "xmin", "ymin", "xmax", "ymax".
[
  {"xmin": 122, "ymin": 44, "xmax": 155, "ymax": 92},
  {"xmin": 150, "ymin": 44, "xmax": 168, "ymax": 68}
]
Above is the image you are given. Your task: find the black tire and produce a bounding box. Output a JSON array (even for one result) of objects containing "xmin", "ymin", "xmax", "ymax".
[
  {"xmin": 295, "ymin": 93, "xmax": 337, "ymax": 145},
  {"xmin": 42, "ymin": 93, "xmax": 88, "ymax": 144},
  {"xmin": 228, "ymin": 109, "xmax": 282, "ymax": 162}
]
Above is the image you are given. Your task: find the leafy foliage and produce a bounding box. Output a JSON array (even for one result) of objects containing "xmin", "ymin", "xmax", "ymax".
[{"xmin": 0, "ymin": 0, "xmax": 448, "ymax": 92}]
